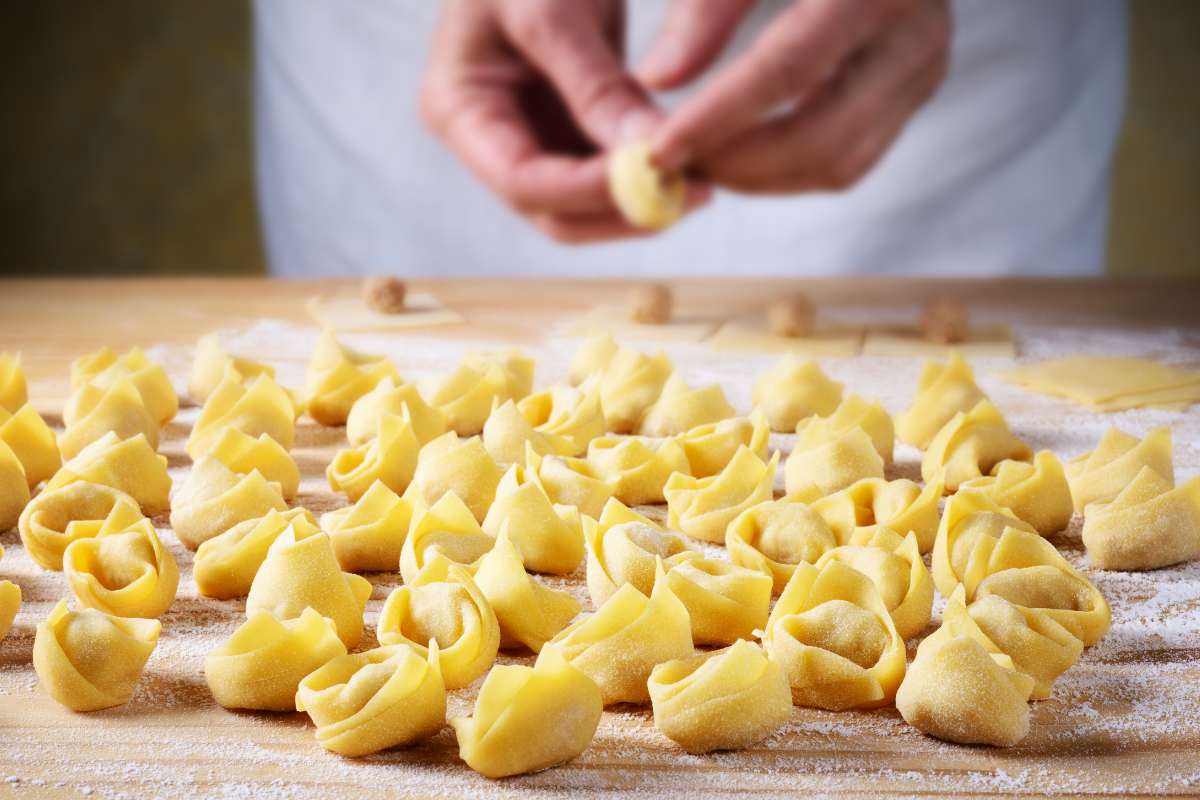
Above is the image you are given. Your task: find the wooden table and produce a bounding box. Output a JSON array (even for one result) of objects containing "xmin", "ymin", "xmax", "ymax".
[{"xmin": 1, "ymin": 277, "xmax": 1199, "ymax": 799}]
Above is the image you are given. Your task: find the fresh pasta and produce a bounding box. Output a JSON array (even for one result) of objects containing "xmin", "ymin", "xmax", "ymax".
[
  {"xmin": 639, "ymin": 372, "xmax": 736, "ymax": 437},
  {"xmin": 587, "ymin": 435, "xmax": 691, "ymax": 506},
  {"xmin": 0, "ymin": 352, "xmax": 28, "ymax": 413},
  {"xmin": 406, "ymin": 432, "xmax": 503, "ymax": 523},
  {"xmin": 960, "ymin": 450, "xmax": 1073, "ymax": 535},
  {"xmin": 598, "ymin": 346, "xmax": 674, "ymax": 433},
  {"xmin": 481, "ymin": 464, "xmax": 584, "ymax": 575},
  {"xmin": 19, "ymin": 481, "xmax": 142, "ymax": 571},
  {"xmin": 675, "ymin": 410, "xmax": 770, "ymax": 479},
  {"xmin": 206, "ymin": 427, "xmax": 299, "ymax": 501},
  {"xmin": 0, "ymin": 439, "xmax": 31, "ymax": 532},
  {"xmin": 187, "ymin": 371, "xmax": 296, "ymax": 458},
  {"xmin": 170, "ymin": 457, "xmax": 287, "ymax": 550},
  {"xmin": 46, "ymin": 432, "xmax": 170, "ymax": 515},
  {"xmin": 664, "ymin": 446, "xmax": 778, "ymax": 543},
  {"xmin": 516, "ymin": 382, "xmax": 605, "ymax": 456},
  {"xmin": 1082, "ymin": 467, "xmax": 1200, "ymax": 570},
  {"xmin": 524, "ymin": 445, "xmax": 616, "ymax": 519},
  {"xmin": 608, "ymin": 141, "xmax": 686, "ymax": 230},
  {"xmin": 921, "ymin": 400, "xmax": 1031, "ymax": 492},
  {"xmin": 63, "ymin": 504, "xmax": 179, "ymax": 618},
  {"xmin": 799, "ymin": 394, "xmax": 894, "ymax": 465},
  {"xmin": 785, "ymin": 426, "xmax": 884, "ymax": 497},
  {"xmin": 931, "ymin": 490, "xmax": 1038, "ymax": 597},
  {"xmin": 482, "ymin": 399, "xmax": 575, "ymax": 465},
  {"xmin": 304, "ymin": 330, "xmax": 398, "ymax": 426},
  {"xmin": 0, "ymin": 404, "xmax": 61, "ymax": 488},
  {"xmin": 662, "ymin": 551, "xmax": 772, "ymax": 645},
  {"xmin": 752, "ymin": 355, "xmax": 842, "ymax": 432},
  {"xmin": 68, "ymin": 346, "xmax": 177, "ymax": 427},
  {"xmin": 895, "ymin": 352, "xmax": 986, "ymax": 449},
  {"xmin": 810, "ymin": 477, "xmax": 943, "ymax": 553},
  {"xmin": 585, "ymin": 499, "xmax": 691, "ymax": 606},
  {"xmin": 319, "ymin": 481, "xmax": 413, "ymax": 573},
  {"xmin": 345, "ymin": 376, "xmax": 447, "ymax": 446},
  {"xmin": 398, "ymin": 492, "xmax": 496, "ymax": 584},
  {"xmin": 726, "ymin": 499, "xmax": 837, "ymax": 593},
  {"xmin": 1066, "ymin": 426, "xmax": 1173, "ymax": 512},
  {"xmin": 59, "ymin": 377, "xmax": 158, "ymax": 460},
  {"xmin": 568, "ymin": 334, "xmax": 619, "ymax": 387},
  {"xmin": 327, "ymin": 410, "xmax": 420, "ymax": 501},
  {"xmin": 194, "ymin": 508, "xmax": 320, "ymax": 599},
  {"xmin": 189, "ymin": 332, "xmax": 276, "ymax": 403}
]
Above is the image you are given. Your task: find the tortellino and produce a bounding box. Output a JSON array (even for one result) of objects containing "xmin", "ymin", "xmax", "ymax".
[
  {"xmin": 0, "ymin": 404, "xmax": 61, "ymax": 488},
  {"xmin": 206, "ymin": 427, "xmax": 299, "ymax": 501},
  {"xmin": 675, "ymin": 410, "xmax": 770, "ymax": 479},
  {"xmin": 935, "ymin": 585, "xmax": 1082, "ymax": 700},
  {"xmin": 19, "ymin": 481, "xmax": 141, "ymax": 571},
  {"xmin": 1066, "ymin": 426, "xmax": 1173, "ymax": 512},
  {"xmin": 206, "ymin": 608, "xmax": 347, "ymax": 711},
  {"xmin": 810, "ymin": 477, "xmax": 943, "ymax": 553},
  {"xmin": 0, "ymin": 439, "xmax": 31, "ymax": 532},
  {"xmin": 517, "ymin": 382, "xmax": 606, "ymax": 456},
  {"xmin": 406, "ymin": 432, "xmax": 503, "ymax": 523},
  {"xmin": 763, "ymin": 560, "xmax": 906, "ymax": 710},
  {"xmin": 1082, "ymin": 467, "xmax": 1200, "ymax": 571},
  {"xmin": 662, "ymin": 551, "xmax": 771, "ymax": 645},
  {"xmin": 63, "ymin": 506, "xmax": 179, "ymax": 618},
  {"xmin": 785, "ymin": 426, "xmax": 884, "ymax": 497},
  {"xmin": 664, "ymin": 446, "xmax": 778, "ymax": 543},
  {"xmin": 464, "ymin": 349, "xmax": 535, "ymax": 399},
  {"xmin": 45, "ymin": 432, "xmax": 170, "ymax": 515},
  {"xmin": 598, "ymin": 346, "xmax": 673, "ymax": 434},
  {"xmin": 726, "ymin": 500, "xmax": 837, "ymax": 593},
  {"xmin": 304, "ymin": 330, "xmax": 398, "ymax": 426},
  {"xmin": 187, "ymin": 371, "xmax": 296, "ymax": 458},
  {"xmin": 931, "ymin": 490, "xmax": 1037, "ymax": 597},
  {"xmin": 319, "ymin": 481, "xmax": 413, "ymax": 573},
  {"xmin": 587, "ymin": 435, "xmax": 691, "ymax": 506},
  {"xmin": 33, "ymin": 600, "xmax": 161, "ymax": 712},
  {"xmin": 399, "ymin": 492, "xmax": 496, "ymax": 584},
  {"xmin": 895, "ymin": 352, "xmax": 986, "ymax": 449},
  {"xmin": 960, "ymin": 450, "xmax": 1073, "ymax": 535},
  {"xmin": 921, "ymin": 400, "xmax": 1031, "ymax": 492},
  {"xmin": 0, "ymin": 543, "xmax": 20, "ymax": 640},
  {"xmin": 345, "ymin": 376, "xmax": 447, "ymax": 447},
  {"xmin": 648, "ymin": 640, "xmax": 791, "ymax": 754},
  {"xmin": 473, "ymin": 526, "xmax": 581, "ymax": 652},
  {"xmin": 798, "ymin": 394, "xmax": 894, "ymax": 466},
  {"xmin": 327, "ymin": 411, "xmax": 420, "ymax": 501},
  {"xmin": 0, "ymin": 352, "xmax": 28, "ymax": 412},
  {"xmin": 608, "ymin": 140, "xmax": 686, "ymax": 230},
  {"xmin": 585, "ymin": 499, "xmax": 691, "ymax": 606},
  {"xmin": 896, "ymin": 631, "xmax": 1033, "ymax": 747},
  {"xmin": 296, "ymin": 644, "xmax": 446, "ymax": 757},
  {"xmin": 482, "ymin": 399, "xmax": 575, "ymax": 464},
  {"xmin": 751, "ymin": 355, "xmax": 842, "ymax": 432},
  {"xmin": 568, "ymin": 333, "xmax": 619, "ymax": 386},
  {"xmin": 169, "ymin": 457, "xmax": 287, "ymax": 550},
  {"xmin": 481, "ymin": 464, "xmax": 584, "ymax": 575},
  {"xmin": 59, "ymin": 378, "xmax": 158, "ymax": 460},
  {"xmin": 194, "ymin": 507, "xmax": 320, "ymax": 599},
  {"xmin": 539, "ymin": 561, "xmax": 693, "ymax": 705},
  {"xmin": 246, "ymin": 526, "xmax": 372, "ymax": 648},
  {"xmin": 420, "ymin": 350, "xmax": 533, "ymax": 436},
  {"xmin": 378, "ymin": 556, "xmax": 500, "ymax": 689},
  {"xmin": 68, "ymin": 346, "xmax": 178, "ymax": 427},
  {"xmin": 524, "ymin": 445, "xmax": 615, "ymax": 519},
  {"xmin": 814, "ymin": 528, "xmax": 932, "ymax": 640},
  {"xmin": 189, "ymin": 332, "xmax": 276, "ymax": 402},
  {"xmin": 452, "ymin": 650, "xmax": 603, "ymax": 779},
  {"xmin": 639, "ymin": 373, "xmax": 736, "ymax": 437}
]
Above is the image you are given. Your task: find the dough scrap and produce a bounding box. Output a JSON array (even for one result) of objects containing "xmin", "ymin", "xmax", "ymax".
[
  {"xmin": 710, "ymin": 318, "xmax": 863, "ymax": 357},
  {"xmin": 306, "ymin": 291, "xmax": 464, "ymax": 333},
  {"xmin": 863, "ymin": 324, "xmax": 1015, "ymax": 358}
]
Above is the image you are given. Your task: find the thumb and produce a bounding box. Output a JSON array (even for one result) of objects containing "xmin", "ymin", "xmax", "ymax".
[
  {"xmin": 500, "ymin": 3, "xmax": 661, "ymax": 149},
  {"xmin": 637, "ymin": 0, "xmax": 754, "ymax": 90}
]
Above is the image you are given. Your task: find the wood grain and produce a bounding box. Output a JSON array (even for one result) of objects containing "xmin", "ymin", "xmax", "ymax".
[{"xmin": 1, "ymin": 278, "xmax": 1198, "ymax": 800}]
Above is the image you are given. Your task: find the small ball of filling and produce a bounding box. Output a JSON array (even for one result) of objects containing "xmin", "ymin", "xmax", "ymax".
[
  {"xmin": 767, "ymin": 293, "xmax": 814, "ymax": 338},
  {"xmin": 920, "ymin": 299, "xmax": 968, "ymax": 344},
  {"xmin": 362, "ymin": 276, "xmax": 408, "ymax": 314},
  {"xmin": 628, "ymin": 283, "xmax": 673, "ymax": 325}
]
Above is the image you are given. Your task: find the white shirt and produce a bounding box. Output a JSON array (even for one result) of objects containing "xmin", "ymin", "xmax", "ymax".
[{"xmin": 254, "ymin": 0, "xmax": 1127, "ymax": 278}]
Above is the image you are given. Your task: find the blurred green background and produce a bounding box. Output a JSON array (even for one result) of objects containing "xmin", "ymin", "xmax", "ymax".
[{"xmin": 1, "ymin": 2, "xmax": 1197, "ymax": 278}]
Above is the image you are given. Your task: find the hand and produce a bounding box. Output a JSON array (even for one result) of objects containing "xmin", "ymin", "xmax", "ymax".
[
  {"xmin": 641, "ymin": 0, "xmax": 951, "ymax": 194},
  {"xmin": 420, "ymin": 0, "xmax": 709, "ymax": 243}
]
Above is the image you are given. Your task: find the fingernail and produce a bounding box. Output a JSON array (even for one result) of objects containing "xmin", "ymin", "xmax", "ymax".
[{"xmin": 619, "ymin": 111, "xmax": 661, "ymax": 144}]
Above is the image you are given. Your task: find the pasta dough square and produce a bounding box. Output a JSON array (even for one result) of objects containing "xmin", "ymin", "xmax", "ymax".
[
  {"xmin": 862, "ymin": 325, "xmax": 1016, "ymax": 358},
  {"xmin": 306, "ymin": 292, "xmax": 465, "ymax": 332},
  {"xmin": 710, "ymin": 319, "xmax": 864, "ymax": 356},
  {"xmin": 997, "ymin": 356, "xmax": 1200, "ymax": 411},
  {"xmin": 565, "ymin": 305, "xmax": 719, "ymax": 343}
]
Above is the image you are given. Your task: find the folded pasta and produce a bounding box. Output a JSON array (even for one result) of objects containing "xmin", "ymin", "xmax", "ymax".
[
  {"xmin": 539, "ymin": 560, "xmax": 692, "ymax": 706},
  {"xmin": 663, "ymin": 551, "xmax": 771, "ymax": 645},
  {"xmin": 33, "ymin": 600, "xmax": 160, "ymax": 712},
  {"xmin": 378, "ymin": 555, "xmax": 500, "ymax": 689},
  {"xmin": 246, "ymin": 526, "xmax": 372, "ymax": 648},
  {"xmin": 648, "ymin": 640, "xmax": 791, "ymax": 754},
  {"xmin": 45, "ymin": 432, "xmax": 170, "ymax": 515},
  {"xmin": 1066, "ymin": 426, "xmax": 1173, "ymax": 512},
  {"xmin": 639, "ymin": 372, "xmax": 736, "ymax": 437},
  {"xmin": 420, "ymin": 351, "xmax": 532, "ymax": 436},
  {"xmin": 206, "ymin": 427, "xmax": 299, "ymax": 501},
  {"xmin": 319, "ymin": 481, "xmax": 413, "ymax": 573},
  {"xmin": 346, "ymin": 376, "xmax": 447, "ymax": 446},
  {"xmin": 598, "ymin": 346, "xmax": 674, "ymax": 434},
  {"xmin": 0, "ymin": 577, "xmax": 18, "ymax": 641},
  {"xmin": 187, "ymin": 371, "xmax": 296, "ymax": 458},
  {"xmin": 763, "ymin": 560, "xmax": 906, "ymax": 710},
  {"xmin": 960, "ymin": 450, "xmax": 1073, "ymax": 535},
  {"xmin": 0, "ymin": 439, "xmax": 31, "ymax": 532},
  {"xmin": 752, "ymin": 355, "xmax": 842, "ymax": 432},
  {"xmin": 0, "ymin": 352, "xmax": 28, "ymax": 413},
  {"xmin": 206, "ymin": 608, "xmax": 346, "ymax": 711},
  {"xmin": 585, "ymin": 499, "xmax": 691, "ymax": 606},
  {"xmin": 170, "ymin": 457, "xmax": 287, "ymax": 550},
  {"xmin": 189, "ymin": 332, "xmax": 276, "ymax": 403},
  {"xmin": 452, "ymin": 650, "xmax": 603, "ymax": 779},
  {"xmin": 69, "ymin": 346, "xmax": 177, "ymax": 426},
  {"xmin": 785, "ymin": 426, "xmax": 884, "ymax": 497},
  {"xmin": 675, "ymin": 410, "xmax": 770, "ymax": 479},
  {"xmin": 481, "ymin": 464, "xmax": 584, "ymax": 575},
  {"xmin": 517, "ymin": 382, "xmax": 606, "ymax": 456},
  {"xmin": 664, "ymin": 446, "xmax": 778, "ymax": 543},
  {"xmin": 814, "ymin": 528, "xmax": 932, "ymax": 640},
  {"xmin": 895, "ymin": 353, "xmax": 987, "ymax": 449},
  {"xmin": 810, "ymin": 477, "xmax": 943, "ymax": 553},
  {"xmin": 473, "ymin": 526, "xmax": 581, "ymax": 652},
  {"xmin": 406, "ymin": 432, "xmax": 503, "ymax": 523},
  {"xmin": 305, "ymin": 330, "xmax": 398, "ymax": 426},
  {"xmin": 19, "ymin": 481, "xmax": 142, "ymax": 571},
  {"xmin": 195, "ymin": 507, "xmax": 320, "ymax": 599},
  {"xmin": 327, "ymin": 410, "xmax": 420, "ymax": 501},
  {"xmin": 587, "ymin": 435, "xmax": 691, "ymax": 506},
  {"xmin": 1082, "ymin": 467, "xmax": 1200, "ymax": 571},
  {"xmin": 59, "ymin": 377, "xmax": 158, "ymax": 460},
  {"xmin": 568, "ymin": 334, "xmax": 619, "ymax": 387},
  {"xmin": 800, "ymin": 394, "xmax": 894, "ymax": 466},
  {"xmin": 63, "ymin": 501, "xmax": 179, "ymax": 618},
  {"xmin": 726, "ymin": 499, "xmax": 837, "ymax": 593},
  {"xmin": 921, "ymin": 400, "xmax": 1031, "ymax": 492},
  {"xmin": 399, "ymin": 492, "xmax": 496, "ymax": 584},
  {"xmin": 482, "ymin": 399, "xmax": 575, "ymax": 465},
  {"xmin": 296, "ymin": 643, "xmax": 446, "ymax": 757},
  {"xmin": 524, "ymin": 445, "xmax": 616, "ymax": 519},
  {"xmin": 0, "ymin": 404, "xmax": 61, "ymax": 488}
]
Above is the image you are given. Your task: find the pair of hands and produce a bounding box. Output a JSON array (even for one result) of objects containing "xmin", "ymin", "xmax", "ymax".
[{"xmin": 421, "ymin": 0, "xmax": 950, "ymax": 243}]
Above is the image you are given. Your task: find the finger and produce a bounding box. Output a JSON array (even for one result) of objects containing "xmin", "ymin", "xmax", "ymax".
[
  {"xmin": 499, "ymin": 1, "xmax": 661, "ymax": 147},
  {"xmin": 636, "ymin": 0, "xmax": 754, "ymax": 90},
  {"xmin": 530, "ymin": 183, "xmax": 713, "ymax": 244},
  {"xmin": 651, "ymin": 0, "xmax": 900, "ymax": 169}
]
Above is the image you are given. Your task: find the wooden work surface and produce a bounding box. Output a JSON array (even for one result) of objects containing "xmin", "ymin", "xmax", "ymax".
[{"xmin": 1, "ymin": 277, "xmax": 1199, "ymax": 800}]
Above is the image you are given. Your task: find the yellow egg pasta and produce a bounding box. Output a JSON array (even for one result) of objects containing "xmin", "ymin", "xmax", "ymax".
[
  {"xmin": 206, "ymin": 427, "xmax": 299, "ymax": 501},
  {"xmin": 170, "ymin": 457, "xmax": 287, "ymax": 550},
  {"xmin": 961, "ymin": 450, "xmax": 1073, "ymax": 535},
  {"xmin": 1066, "ymin": 426, "xmax": 1173, "ymax": 512},
  {"xmin": 345, "ymin": 376, "xmax": 447, "ymax": 446},
  {"xmin": 304, "ymin": 330, "xmax": 398, "ymax": 426},
  {"xmin": 59, "ymin": 378, "xmax": 158, "ymax": 460},
  {"xmin": 19, "ymin": 481, "xmax": 142, "ymax": 571},
  {"xmin": 0, "ymin": 404, "xmax": 61, "ymax": 488},
  {"xmin": 0, "ymin": 352, "xmax": 28, "ymax": 413},
  {"xmin": 524, "ymin": 445, "xmax": 616, "ymax": 519},
  {"xmin": 664, "ymin": 446, "xmax": 778, "ymax": 543},
  {"xmin": 608, "ymin": 141, "xmax": 685, "ymax": 230},
  {"xmin": 799, "ymin": 394, "xmax": 894, "ymax": 466},
  {"xmin": 0, "ymin": 578, "xmax": 18, "ymax": 641},
  {"xmin": 187, "ymin": 371, "xmax": 296, "ymax": 458},
  {"xmin": 814, "ymin": 528, "xmax": 932, "ymax": 640},
  {"xmin": 810, "ymin": 477, "xmax": 943, "ymax": 553},
  {"xmin": 481, "ymin": 464, "xmax": 584, "ymax": 575},
  {"xmin": 785, "ymin": 426, "xmax": 884, "ymax": 497},
  {"xmin": 569, "ymin": 334, "xmax": 619, "ymax": 387},
  {"xmin": 46, "ymin": 432, "xmax": 170, "ymax": 515},
  {"xmin": 517, "ymin": 383, "xmax": 606, "ymax": 457},
  {"xmin": 69, "ymin": 346, "xmax": 177, "ymax": 427},
  {"xmin": 675, "ymin": 410, "xmax": 770, "ymax": 479},
  {"xmin": 63, "ymin": 504, "xmax": 178, "ymax": 618},
  {"xmin": 726, "ymin": 499, "xmax": 837, "ymax": 593},
  {"xmin": 194, "ymin": 508, "xmax": 320, "ymax": 599},
  {"xmin": 639, "ymin": 372, "xmax": 736, "ymax": 437},
  {"xmin": 319, "ymin": 481, "xmax": 414, "ymax": 573},
  {"xmin": 895, "ymin": 352, "xmax": 986, "ymax": 449},
  {"xmin": 327, "ymin": 410, "xmax": 420, "ymax": 501},
  {"xmin": 0, "ymin": 439, "xmax": 31, "ymax": 532},
  {"xmin": 407, "ymin": 432, "xmax": 503, "ymax": 523},
  {"xmin": 662, "ymin": 551, "xmax": 771, "ymax": 645},
  {"xmin": 189, "ymin": 332, "xmax": 276, "ymax": 403},
  {"xmin": 585, "ymin": 499, "xmax": 691, "ymax": 606},
  {"xmin": 399, "ymin": 492, "xmax": 497, "ymax": 584},
  {"xmin": 482, "ymin": 398, "xmax": 575, "ymax": 464},
  {"xmin": 1082, "ymin": 467, "xmax": 1200, "ymax": 571},
  {"xmin": 587, "ymin": 435, "xmax": 691, "ymax": 506},
  {"xmin": 921, "ymin": 400, "xmax": 1032, "ymax": 492},
  {"xmin": 598, "ymin": 346, "xmax": 674, "ymax": 434},
  {"xmin": 752, "ymin": 355, "xmax": 842, "ymax": 432}
]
